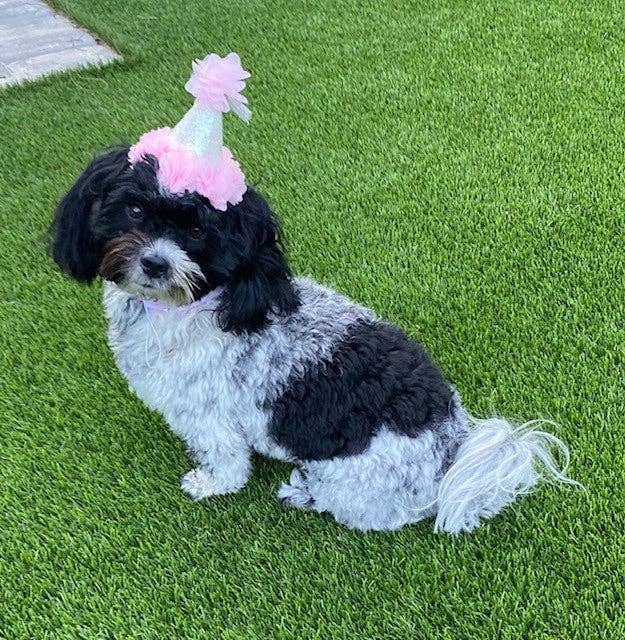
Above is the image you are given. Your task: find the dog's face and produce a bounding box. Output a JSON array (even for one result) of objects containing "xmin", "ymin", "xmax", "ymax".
[{"xmin": 50, "ymin": 146, "xmax": 299, "ymax": 333}]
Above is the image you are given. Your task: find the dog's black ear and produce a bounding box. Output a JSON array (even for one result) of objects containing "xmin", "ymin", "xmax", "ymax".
[
  {"xmin": 49, "ymin": 146, "xmax": 129, "ymax": 282},
  {"xmin": 216, "ymin": 187, "xmax": 300, "ymax": 334}
]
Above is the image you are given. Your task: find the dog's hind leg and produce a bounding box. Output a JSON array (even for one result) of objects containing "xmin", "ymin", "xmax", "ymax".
[
  {"xmin": 282, "ymin": 428, "xmax": 446, "ymax": 531},
  {"xmin": 277, "ymin": 468, "xmax": 315, "ymax": 510}
]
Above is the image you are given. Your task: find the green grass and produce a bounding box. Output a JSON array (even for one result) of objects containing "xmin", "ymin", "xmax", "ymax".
[{"xmin": 1, "ymin": 0, "xmax": 623, "ymax": 637}]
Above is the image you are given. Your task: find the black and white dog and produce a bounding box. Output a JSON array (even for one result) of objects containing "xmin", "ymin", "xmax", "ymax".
[{"xmin": 50, "ymin": 147, "xmax": 572, "ymax": 533}]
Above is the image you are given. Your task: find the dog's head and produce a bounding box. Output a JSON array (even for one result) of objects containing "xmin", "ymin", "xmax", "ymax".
[{"xmin": 49, "ymin": 146, "xmax": 299, "ymax": 333}]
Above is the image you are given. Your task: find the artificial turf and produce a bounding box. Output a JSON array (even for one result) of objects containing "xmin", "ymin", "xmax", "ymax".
[{"xmin": 1, "ymin": 0, "xmax": 623, "ymax": 637}]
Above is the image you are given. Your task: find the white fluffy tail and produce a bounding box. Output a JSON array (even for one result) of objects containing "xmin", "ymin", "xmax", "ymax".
[{"xmin": 434, "ymin": 417, "xmax": 577, "ymax": 534}]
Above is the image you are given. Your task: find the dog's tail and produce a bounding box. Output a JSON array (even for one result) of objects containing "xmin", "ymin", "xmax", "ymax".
[{"xmin": 434, "ymin": 417, "xmax": 577, "ymax": 534}]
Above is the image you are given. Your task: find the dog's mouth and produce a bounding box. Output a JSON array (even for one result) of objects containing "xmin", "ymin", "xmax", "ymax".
[{"xmin": 100, "ymin": 231, "xmax": 205, "ymax": 305}]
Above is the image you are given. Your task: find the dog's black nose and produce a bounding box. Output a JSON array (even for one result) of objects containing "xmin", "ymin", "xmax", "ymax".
[{"xmin": 141, "ymin": 255, "xmax": 169, "ymax": 278}]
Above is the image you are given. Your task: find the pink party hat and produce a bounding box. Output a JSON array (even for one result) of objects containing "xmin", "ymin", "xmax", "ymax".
[{"xmin": 128, "ymin": 53, "xmax": 251, "ymax": 211}]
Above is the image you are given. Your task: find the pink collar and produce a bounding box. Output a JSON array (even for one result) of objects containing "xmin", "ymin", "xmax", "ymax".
[
  {"xmin": 140, "ymin": 286, "xmax": 225, "ymax": 368},
  {"xmin": 141, "ymin": 286, "xmax": 225, "ymax": 313}
]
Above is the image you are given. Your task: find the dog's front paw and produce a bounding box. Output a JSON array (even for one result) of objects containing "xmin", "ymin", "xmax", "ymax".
[{"xmin": 180, "ymin": 467, "xmax": 222, "ymax": 500}]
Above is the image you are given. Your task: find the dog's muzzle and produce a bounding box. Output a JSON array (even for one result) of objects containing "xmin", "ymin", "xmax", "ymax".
[{"xmin": 99, "ymin": 231, "xmax": 204, "ymax": 304}]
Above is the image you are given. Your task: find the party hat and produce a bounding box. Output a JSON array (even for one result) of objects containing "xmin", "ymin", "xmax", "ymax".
[{"xmin": 128, "ymin": 53, "xmax": 250, "ymax": 211}]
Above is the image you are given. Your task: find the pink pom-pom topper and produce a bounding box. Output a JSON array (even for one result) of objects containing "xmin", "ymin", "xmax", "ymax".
[
  {"xmin": 127, "ymin": 52, "xmax": 250, "ymax": 210},
  {"xmin": 185, "ymin": 52, "xmax": 251, "ymax": 120}
]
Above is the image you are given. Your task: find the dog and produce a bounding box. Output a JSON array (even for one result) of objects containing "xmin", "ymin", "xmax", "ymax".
[{"xmin": 49, "ymin": 146, "xmax": 573, "ymax": 533}]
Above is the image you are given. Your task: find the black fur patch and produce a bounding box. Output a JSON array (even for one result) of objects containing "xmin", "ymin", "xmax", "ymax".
[{"xmin": 268, "ymin": 320, "xmax": 455, "ymax": 461}]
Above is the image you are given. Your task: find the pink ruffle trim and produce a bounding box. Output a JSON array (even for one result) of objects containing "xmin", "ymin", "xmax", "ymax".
[{"xmin": 128, "ymin": 128, "xmax": 246, "ymax": 211}]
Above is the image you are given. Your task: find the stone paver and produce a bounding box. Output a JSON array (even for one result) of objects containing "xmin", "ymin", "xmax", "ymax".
[{"xmin": 0, "ymin": 0, "xmax": 120, "ymax": 86}]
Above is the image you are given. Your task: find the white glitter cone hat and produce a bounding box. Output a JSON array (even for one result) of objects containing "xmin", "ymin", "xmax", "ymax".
[{"xmin": 128, "ymin": 53, "xmax": 251, "ymax": 211}]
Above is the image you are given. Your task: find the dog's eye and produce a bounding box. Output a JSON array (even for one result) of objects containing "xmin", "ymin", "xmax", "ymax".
[
  {"xmin": 189, "ymin": 226, "xmax": 205, "ymax": 240},
  {"xmin": 128, "ymin": 205, "xmax": 144, "ymax": 220}
]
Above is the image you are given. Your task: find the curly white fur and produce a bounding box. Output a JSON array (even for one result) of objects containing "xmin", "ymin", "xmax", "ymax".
[{"xmin": 103, "ymin": 277, "xmax": 574, "ymax": 532}]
